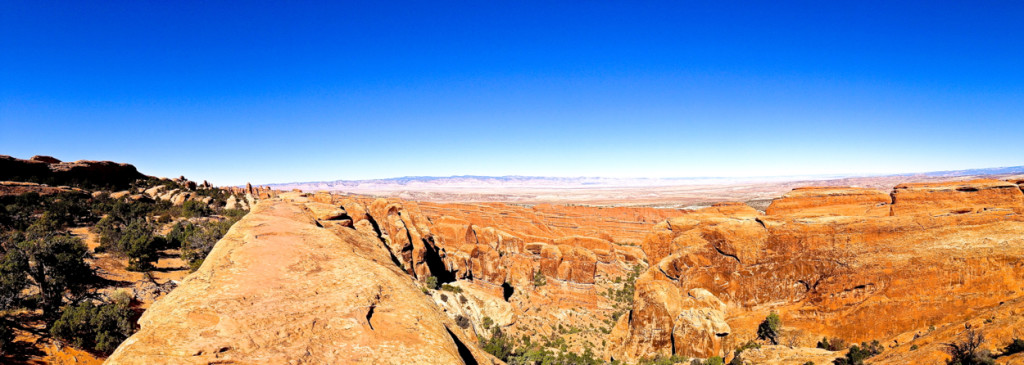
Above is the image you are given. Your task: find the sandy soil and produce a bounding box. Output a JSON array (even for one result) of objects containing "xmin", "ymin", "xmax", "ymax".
[{"xmin": 1, "ymin": 227, "xmax": 190, "ymax": 364}]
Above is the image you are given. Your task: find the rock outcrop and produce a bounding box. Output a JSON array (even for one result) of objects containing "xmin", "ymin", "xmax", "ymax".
[
  {"xmin": 891, "ymin": 179, "xmax": 1024, "ymax": 216},
  {"xmin": 765, "ymin": 186, "xmax": 891, "ymax": 217},
  {"xmin": 106, "ymin": 194, "xmax": 498, "ymax": 364},
  {"xmin": 0, "ymin": 155, "xmax": 144, "ymax": 189}
]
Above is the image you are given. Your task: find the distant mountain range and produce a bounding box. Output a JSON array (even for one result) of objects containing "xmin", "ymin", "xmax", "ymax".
[{"xmin": 265, "ymin": 165, "xmax": 1024, "ymax": 192}]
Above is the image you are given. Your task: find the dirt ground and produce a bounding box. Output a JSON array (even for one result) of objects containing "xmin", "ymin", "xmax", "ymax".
[{"xmin": 0, "ymin": 226, "xmax": 190, "ymax": 364}]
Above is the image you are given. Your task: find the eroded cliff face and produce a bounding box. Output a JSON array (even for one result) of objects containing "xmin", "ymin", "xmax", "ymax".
[
  {"xmin": 106, "ymin": 177, "xmax": 1024, "ymax": 364},
  {"xmin": 611, "ymin": 179, "xmax": 1024, "ymax": 362},
  {"xmin": 106, "ymin": 194, "xmax": 498, "ymax": 365}
]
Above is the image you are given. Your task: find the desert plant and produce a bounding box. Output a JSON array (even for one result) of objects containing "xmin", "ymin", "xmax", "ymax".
[
  {"xmin": 117, "ymin": 220, "xmax": 160, "ymax": 271},
  {"xmin": 704, "ymin": 356, "xmax": 724, "ymax": 365},
  {"xmin": 181, "ymin": 200, "xmax": 212, "ymax": 218},
  {"xmin": 454, "ymin": 315, "xmax": 471, "ymax": 329},
  {"xmin": 943, "ymin": 329, "xmax": 995, "ymax": 365},
  {"xmin": 51, "ymin": 292, "xmax": 134, "ymax": 355},
  {"xmin": 1003, "ymin": 338, "xmax": 1024, "ymax": 356},
  {"xmin": 833, "ymin": 340, "xmax": 883, "ymax": 365},
  {"xmin": 18, "ymin": 227, "xmax": 92, "ymax": 317},
  {"xmin": 757, "ymin": 312, "xmax": 782, "ymax": 345},
  {"xmin": 533, "ymin": 270, "xmax": 546, "ymax": 287},
  {"xmin": 440, "ymin": 283, "xmax": 463, "ymax": 293},
  {"xmin": 425, "ymin": 275, "xmax": 438, "ymax": 290},
  {"xmin": 0, "ymin": 318, "xmax": 14, "ymax": 354},
  {"xmin": 817, "ymin": 337, "xmax": 848, "ymax": 351},
  {"xmin": 480, "ymin": 327, "xmax": 515, "ymax": 361}
]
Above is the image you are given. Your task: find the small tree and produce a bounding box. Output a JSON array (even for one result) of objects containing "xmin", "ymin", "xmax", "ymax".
[
  {"xmin": 425, "ymin": 275, "xmax": 439, "ymax": 290},
  {"xmin": 18, "ymin": 222, "xmax": 92, "ymax": 317},
  {"xmin": 943, "ymin": 329, "xmax": 995, "ymax": 365},
  {"xmin": 757, "ymin": 312, "xmax": 781, "ymax": 345},
  {"xmin": 118, "ymin": 220, "xmax": 160, "ymax": 271}
]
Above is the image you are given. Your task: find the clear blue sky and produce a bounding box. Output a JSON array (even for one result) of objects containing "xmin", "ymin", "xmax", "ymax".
[{"xmin": 2, "ymin": 1, "xmax": 1022, "ymax": 186}]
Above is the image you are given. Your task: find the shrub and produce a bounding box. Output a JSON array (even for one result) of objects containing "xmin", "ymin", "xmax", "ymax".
[
  {"xmin": 0, "ymin": 318, "xmax": 14, "ymax": 354},
  {"xmin": 480, "ymin": 327, "xmax": 515, "ymax": 361},
  {"xmin": 51, "ymin": 292, "xmax": 134, "ymax": 355},
  {"xmin": 757, "ymin": 312, "xmax": 782, "ymax": 345},
  {"xmin": 483, "ymin": 316, "xmax": 494, "ymax": 329},
  {"xmin": 454, "ymin": 315, "xmax": 471, "ymax": 329},
  {"xmin": 833, "ymin": 340, "xmax": 883, "ymax": 365},
  {"xmin": 0, "ymin": 246, "xmax": 29, "ymax": 311},
  {"xmin": 181, "ymin": 200, "xmax": 212, "ymax": 218},
  {"xmin": 425, "ymin": 276, "xmax": 438, "ymax": 290},
  {"xmin": 117, "ymin": 220, "xmax": 160, "ymax": 271},
  {"xmin": 533, "ymin": 270, "xmax": 546, "ymax": 287},
  {"xmin": 817, "ymin": 337, "xmax": 848, "ymax": 351},
  {"xmin": 639, "ymin": 354, "xmax": 688, "ymax": 365},
  {"xmin": 736, "ymin": 340, "xmax": 761, "ymax": 352},
  {"xmin": 911, "ymin": 344, "xmax": 919, "ymax": 351},
  {"xmin": 704, "ymin": 356, "xmax": 724, "ymax": 365},
  {"xmin": 440, "ymin": 283, "xmax": 462, "ymax": 293},
  {"xmin": 173, "ymin": 219, "xmax": 238, "ymax": 271},
  {"xmin": 943, "ymin": 329, "xmax": 995, "ymax": 365},
  {"xmin": 1004, "ymin": 338, "xmax": 1024, "ymax": 356}
]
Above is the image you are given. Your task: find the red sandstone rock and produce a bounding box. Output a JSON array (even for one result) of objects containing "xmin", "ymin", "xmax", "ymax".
[
  {"xmin": 766, "ymin": 186, "xmax": 891, "ymax": 217},
  {"xmin": 614, "ymin": 181, "xmax": 1024, "ymax": 360},
  {"xmin": 29, "ymin": 155, "xmax": 61, "ymax": 164},
  {"xmin": 891, "ymin": 179, "xmax": 1024, "ymax": 216},
  {"xmin": 106, "ymin": 194, "xmax": 499, "ymax": 365}
]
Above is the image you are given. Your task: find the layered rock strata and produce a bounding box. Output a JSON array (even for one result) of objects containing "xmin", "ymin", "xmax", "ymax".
[{"xmin": 611, "ymin": 179, "xmax": 1024, "ymax": 362}]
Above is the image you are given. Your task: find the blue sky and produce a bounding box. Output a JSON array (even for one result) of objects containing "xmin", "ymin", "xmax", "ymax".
[{"xmin": 2, "ymin": 1, "xmax": 1022, "ymax": 186}]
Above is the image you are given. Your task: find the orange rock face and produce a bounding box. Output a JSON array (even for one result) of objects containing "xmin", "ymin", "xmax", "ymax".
[
  {"xmin": 765, "ymin": 186, "xmax": 891, "ymax": 217},
  {"xmin": 104, "ymin": 177, "xmax": 1024, "ymax": 364},
  {"xmin": 611, "ymin": 180, "xmax": 1024, "ymax": 361},
  {"xmin": 891, "ymin": 179, "xmax": 1024, "ymax": 216}
]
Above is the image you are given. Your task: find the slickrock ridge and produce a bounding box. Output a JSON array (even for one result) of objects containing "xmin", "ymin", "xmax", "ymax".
[
  {"xmin": 765, "ymin": 186, "xmax": 891, "ymax": 217},
  {"xmin": 0, "ymin": 154, "xmax": 145, "ymax": 190},
  {"xmin": 106, "ymin": 194, "xmax": 498, "ymax": 364},
  {"xmin": 611, "ymin": 179, "xmax": 1024, "ymax": 362},
  {"xmin": 891, "ymin": 178, "xmax": 1024, "ymax": 216}
]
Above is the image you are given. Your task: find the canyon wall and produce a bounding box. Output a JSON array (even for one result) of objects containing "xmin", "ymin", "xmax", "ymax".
[
  {"xmin": 106, "ymin": 177, "xmax": 1024, "ymax": 364},
  {"xmin": 611, "ymin": 179, "xmax": 1024, "ymax": 361}
]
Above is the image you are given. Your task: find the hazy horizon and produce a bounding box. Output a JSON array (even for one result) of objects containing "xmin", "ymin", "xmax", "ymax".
[{"xmin": 4, "ymin": 2, "xmax": 1023, "ymax": 186}]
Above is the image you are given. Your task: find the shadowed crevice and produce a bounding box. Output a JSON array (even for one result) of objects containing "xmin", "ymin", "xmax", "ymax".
[
  {"xmin": 366, "ymin": 304, "xmax": 376, "ymax": 330},
  {"xmin": 445, "ymin": 327, "xmax": 479, "ymax": 365}
]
